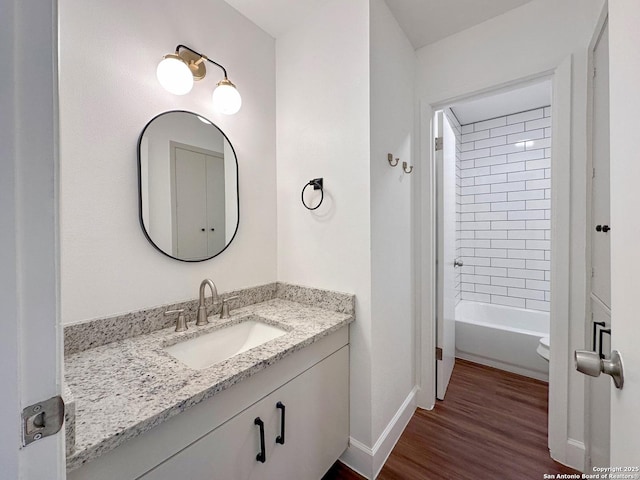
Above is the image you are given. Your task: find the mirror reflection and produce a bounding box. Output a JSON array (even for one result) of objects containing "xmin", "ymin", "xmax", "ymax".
[{"xmin": 138, "ymin": 111, "xmax": 239, "ymax": 261}]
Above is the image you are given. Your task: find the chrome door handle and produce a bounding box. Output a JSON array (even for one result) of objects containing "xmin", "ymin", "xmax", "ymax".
[
  {"xmin": 575, "ymin": 349, "xmax": 624, "ymax": 389},
  {"xmin": 454, "ymin": 259, "xmax": 464, "ymax": 267}
]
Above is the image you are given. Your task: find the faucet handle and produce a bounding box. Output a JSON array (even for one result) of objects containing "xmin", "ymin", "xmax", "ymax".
[
  {"xmin": 220, "ymin": 296, "xmax": 239, "ymax": 319},
  {"xmin": 165, "ymin": 309, "xmax": 187, "ymax": 332}
]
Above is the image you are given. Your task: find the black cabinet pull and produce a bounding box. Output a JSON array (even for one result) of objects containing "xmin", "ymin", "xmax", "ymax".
[
  {"xmin": 592, "ymin": 321, "xmax": 606, "ymax": 350},
  {"xmin": 276, "ymin": 402, "xmax": 285, "ymax": 445},
  {"xmin": 595, "ymin": 225, "xmax": 611, "ymax": 233},
  {"xmin": 254, "ymin": 417, "xmax": 266, "ymax": 463}
]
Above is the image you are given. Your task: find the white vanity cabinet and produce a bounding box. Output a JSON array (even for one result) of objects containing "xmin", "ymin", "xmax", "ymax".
[
  {"xmin": 141, "ymin": 346, "xmax": 348, "ymax": 480},
  {"xmin": 67, "ymin": 327, "xmax": 349, "ymax": 480}
]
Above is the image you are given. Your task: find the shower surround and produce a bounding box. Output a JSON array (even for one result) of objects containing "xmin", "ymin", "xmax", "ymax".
[{"xmin": 456, "ymin": 106, "xmax": 551, "ymax": 312}]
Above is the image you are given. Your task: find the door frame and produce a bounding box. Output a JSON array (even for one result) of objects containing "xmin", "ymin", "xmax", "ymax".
[
  {"xmin": 0, "ymin": 0, "xmax": 65, "ymax": 478},
  {"xmin": 415, "ymin": 57, "xmax": 573, "ymax": 466}
]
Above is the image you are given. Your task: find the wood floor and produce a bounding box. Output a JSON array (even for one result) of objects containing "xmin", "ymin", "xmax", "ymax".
[{"xmin": 323, "ymin": 359, "xmax": 580, "ymax": 480}]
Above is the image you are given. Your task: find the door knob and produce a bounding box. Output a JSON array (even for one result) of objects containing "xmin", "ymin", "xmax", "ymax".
[{"xmin": 575, "ymin": 349, "xmax": 624, "ymax": 389}]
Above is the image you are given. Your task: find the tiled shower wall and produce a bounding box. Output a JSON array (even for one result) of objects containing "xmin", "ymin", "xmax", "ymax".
[
  {"xmin": 456, "ymin": 107, "xmax": 551, "ymax": 312},
  {"xmin": 445, "ymin": 109, "xmax": 463, "ymax": 306}
]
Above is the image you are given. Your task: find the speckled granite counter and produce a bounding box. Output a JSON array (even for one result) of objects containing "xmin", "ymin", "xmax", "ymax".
[{"xmin": 65, "ymin": 286, "xmax": 354, "ymax": 471}]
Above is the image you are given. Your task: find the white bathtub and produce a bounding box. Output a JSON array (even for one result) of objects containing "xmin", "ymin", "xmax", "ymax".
[{"xmin": 455, "ymin": 300, "xmax": 550, "ymax": 381}]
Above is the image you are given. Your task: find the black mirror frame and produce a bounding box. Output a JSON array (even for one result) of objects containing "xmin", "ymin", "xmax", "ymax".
[{"xmin": 137, "ymin": 110, "xmax": 240, "ymax": 262}]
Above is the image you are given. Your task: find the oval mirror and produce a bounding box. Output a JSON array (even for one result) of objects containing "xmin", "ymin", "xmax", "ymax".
[{"xmin": 137, "ymin": 110, "xmax": 239, "ymax": 262}]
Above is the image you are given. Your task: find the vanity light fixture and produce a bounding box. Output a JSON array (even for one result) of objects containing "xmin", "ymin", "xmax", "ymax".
[{"xmin": 157, "ymin": 44, "xmax": 242, "ymax": 115}]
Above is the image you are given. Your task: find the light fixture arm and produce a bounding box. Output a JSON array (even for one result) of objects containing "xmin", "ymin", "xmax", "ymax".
[{"xmin": 175, "ymin": 44, "xmax": 229, "ymax": 79}]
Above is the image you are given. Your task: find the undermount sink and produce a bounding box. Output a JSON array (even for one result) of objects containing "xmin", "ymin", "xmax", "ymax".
[{"xmin": 164, "ymin": 319, "xmax": 288, "ymax": 370}]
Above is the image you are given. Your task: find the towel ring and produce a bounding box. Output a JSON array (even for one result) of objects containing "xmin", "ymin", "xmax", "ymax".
[{"xmin": 301, "ymin": 178, "xmax": 324, "ymax": 210}]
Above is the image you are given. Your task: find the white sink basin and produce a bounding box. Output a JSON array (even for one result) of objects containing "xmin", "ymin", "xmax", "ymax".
[{"xmin": 165, "ymin": 320, "xmax": 288, "ymax": 370}]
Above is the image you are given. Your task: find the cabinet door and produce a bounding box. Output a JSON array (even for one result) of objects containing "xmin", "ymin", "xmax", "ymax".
[{"xmin": 140, "ymin": 346, "xmax": 349, "ymax": 480}]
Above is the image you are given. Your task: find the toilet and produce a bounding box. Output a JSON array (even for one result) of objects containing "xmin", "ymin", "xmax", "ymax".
[{"xmin": 537, "ymin": 336, "xmax": 550, "ymax": 361}]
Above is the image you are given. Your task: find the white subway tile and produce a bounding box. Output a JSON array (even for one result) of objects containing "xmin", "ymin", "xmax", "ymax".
[
  {"xmin": 525, "ymin": 117, "xmax": 551, "ymax": 130},
  {"xmin": 461, "ymin": 130, "xmax": 490, "ymax": 143},
  {"xmin": 545, "ymin": 250, "xmax": 551, "ymax": 260},
  {"xmin": 461, "ymin": 274, "xmax": 491, "ymax": 284},
  {"xmin": 508, "ymin": 170, "xmax": 545, "ymax": 182},
  {"xmin": 460, "ymin": 213, "xmax": 475, "ymax": 222},
  {"xmin": 526, "ymin": 138, "xmax": 551, "ymax": 150},
  {"xmin": 526, "ymin": 158, "xmax": 551, "ymax": 170},
  {"xmin": 507, "ymin": 230, "xmax": 546, "ymax": 240},
  {"xmin": 476, "ymin": 284, "xmax": 508, "ymax": 295},
  {"xmin": 459, "ymin": 231, "xmax": 475, "ymax": 239},
  {"xmin": 475, "ymin": 230, "xmax": 508, "ymax": 239},
  {"xmin": 491, "ymin": 144, "xmax": 525, "ymax": 156},
  {"xmin": 475, "ymin": 155, "xmax": 507, "ymax": 168},
  {"xmin": 526, "ymin": 279, "xmax": 551, "ymax": 291},
  {"xmin": 461, "ymin": 195, "xmax": 475, "ymax": 204},
  {"xmin": 460, "ymin": 221, "xmax": 491, "ymax": 231},
  {"xmin": 545, "ymin": 189, "xmax": 551, "ymax": 199},
  {"xmin": 526, "ymin": 199, "xmax": 551, "ymax": 210},
  {"xmin": 475, "ymin": 266, "xmax": 507, "ymax": 277},
  {"xmin": 460, "ymin": 248, "xmax": 475, "ymax": 257},
  {"xmin": 508, "ymin": 249, "xmax": 545, "ymax": 260},
  {"xmin": 544, "ymin": 107, "xmax": 551, "ymax": 117},
  {"xmin": 460, "ymin": 142, "xmax": 475, "ymax": 152},
  {"xmin": 461, "ymin": 203, "xmax": 490, "ymax": 213},
  {"xmin": 475, "ymin": 211, "xmax": 507, "ymax": 221},
  {"xmin": 508, "ymin": 190, "xmax": 545, "ymax": 201},
  {"xmin": 461, "ymin": 256, "xmax": 491, "ymax": 266},
  {"xmin": 461, "ymin": 265, "xmax": 475, "ymax": 274},
  {"xmin": 508, "ymin": 287, "xmax": 545, "ymax": 300},
  {"xmin": 526, "ymin": 259, "xmax": 551, "ymax": 270},
  {"xmin": 461, "ymin": 177, "xmax": 475, "ymax": 186},
  {"xmin": 491, "ymin": 181, "xmax": 526, "ymax": 193},
  {"xmin": 508, "ymin": 268, "xmax": 545, "ymax": 280},
  {"xmin": 544, "ymin": 127, "xmax": 552, "ymax": 138},
  {"xmin": 490, "ymin": 123, "xmax": 524, "ymax": 137},
  {"xmin": 491, "ymin": 276, "xmax": 525, "ymax": 288},
  {"xmin": 461, "ymin": 239, "xmax": 491, "ymax": 248},
  {"xmin": 491, "ymin": 220, "xmax": 526, "ymax": 230},
  {"xmin": 545, "ymin": 291, "xmax": 551, "ymax": 301},
  {"xmin": 461, "ymin": 185, "xmax": 490, "ymax": 195},
  {"xmin": 461, "ymin": 148, "xmax": 491, "ymax": 161},
  {"xmin": 461, "ymin": 283, "xmax": 475, "ymax": 292},
  {"xmin": 460, "ymin": 159, "xmax": 475, "ymax": 169},
  {"xmin": 491, "ymin": 295, "xmax": 526, "ymax": 308},
  {"xmin": 507, "ymin": 150, "xmax": 545, "ymax": 163},
  {"xmin": 545, "ymin": 168, "xmax": 551, "ymax": 179},
  {"xmin": 508, "ymin": 210, "xmax": 545, "ymax": 220},
  {"xmin": 544, "ymin": 148, "xmax": 552, "ymax": 157},
  {"xmin": 544, "ymin": 271, "xmax": 551, "ymax": 281},
  {"xmin": 474, "ymin": 248, "xmax": 507, "ymax": 258},
  {"xmin": 526, "ymin": 179, "xmax": 551, "ymax": 190},
  {"xmin": 491, "ymin": 201, "xmax": 525, "ymax": 211},
  {"xmin": 491, "ymin": 239, "xmax": 525, "ymax": 249},
  {"xmin": 474, "ymin": 117, "xmax": 506, "ymax": 131},
  {"xmin": 507, "ymin": 108, "xmax": 544, "ymax": 124},
  {"xmin": 526, "ymin": 220, "xmax": 551, "ymax": 230},
  {"xmin": 545, "ymin": 230, "xmax": 551, "ymax": 240},
  {"xmin": 476, "ymin": 193, "xmax": 508, "ymax": 203},
  {"xmin": 526, "ymin": 299, "xmax": 550, "ymax": 312},
  {"xmin": 526, "ymin": 240, "xmax": 551, "ymax": 250},
  {"xmin": 476, "ymin": 173, "xmax": 508, "ymax": 185},
  {"xmin": 461, "ymin": 292, "xmax": 491, "ymax": 302},
  {"xmin": 461, "ymin": 166, "xmax": 490, "ymax": 178},
  {"xmin": 492, "ymin": 258, "xmax": 526, "ymax": 269},
  {"xmin": 461, "ymin": 124, "xmax": 474, "ymax": 134},
  {"xmin": 507, "ymin": 129, "xmax": 544, "ymax": 144},
  {"xmin": 475, "ymin": 136, "xmax": 507, "ymax": 149},
  {"xmin": 491, "ymin": 162, "xmax": 525, "ymax": 174}
]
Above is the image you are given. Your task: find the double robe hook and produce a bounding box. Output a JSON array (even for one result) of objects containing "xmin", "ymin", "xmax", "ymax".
[{"xmin": 388, "ymin": 153, "xmax": 413, "ymax": 174}]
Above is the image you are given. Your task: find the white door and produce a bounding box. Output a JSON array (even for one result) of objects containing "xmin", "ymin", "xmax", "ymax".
[
  {"xmin": 608, "ymin": 1, "xmax": 640, "ymax": 465},
  {"xmin": 436, "ymin": 111, "xmax": 457, "ymax": 400},
  {"xmin": 0, "ymin": 0, "xmax": 65, "ymax": 477},
  {"xmin": 586, "ymin": 19, "xmax": 611, "ymax": 471}
]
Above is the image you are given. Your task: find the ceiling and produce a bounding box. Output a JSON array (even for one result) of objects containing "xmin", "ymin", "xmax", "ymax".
[
  {"xmin": 450, "ymin": 80, "xmax": 551, "ymax": 125},
  {"xmin": 224, "ymin": 0, "xmax": 535, "ymax": 49}
]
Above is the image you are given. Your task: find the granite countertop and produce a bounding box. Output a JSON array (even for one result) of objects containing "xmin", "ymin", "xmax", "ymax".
[{"xmin": 65, "ymin": 297, "xmax": 353, "ymax": 471}]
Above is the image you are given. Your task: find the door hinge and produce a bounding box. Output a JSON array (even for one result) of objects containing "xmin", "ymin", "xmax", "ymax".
[
  {"xmin": 436, "ymin": 347, "xmax": 443, "ymax": 361},
  {"xmin": 592, "ymin": 167, "xmax": 596, "ymax": 179},
  {"xmin": 592, "ymin": 267, "xmax": 595, "ymax": 278},
  {"xmin": 435, "ymin": 137, "xmax": 443, "ymax": 151},
  {"xmin": 22, "ymin": 396, "xmax": 64, "ymax": 446},
  {"xmin": 593, "ymin": 66, "xmax": 597, "ymax": 78}
]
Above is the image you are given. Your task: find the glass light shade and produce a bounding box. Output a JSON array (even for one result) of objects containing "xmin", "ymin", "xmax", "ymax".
[
  {"xmin": 156, "ymin": 54, "xmax": 194, "ymax": 95},
  {"xmin": 212, "ymin": 79, "xmax": 242, "ymax": 115}
]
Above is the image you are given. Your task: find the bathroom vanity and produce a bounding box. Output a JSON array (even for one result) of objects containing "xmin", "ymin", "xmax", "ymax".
[{"xmin": 65, "ymin": 284, "xmax": 353, "ymax": 480}]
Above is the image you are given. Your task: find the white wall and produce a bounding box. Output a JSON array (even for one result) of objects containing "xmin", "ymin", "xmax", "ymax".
[
  {"xmin": 275, "ymin": 0, "xmax": 372, "ymax": 445},
  {"xmin": 59, "ymin": 0, "xmax": 276, "ymax": 323},
  {"xmin": 369, "ymin": 0, "xmax": 416, "ymax": 449},
  {"xmin": 415, "ymin": 0, "xmax": 604, "ymax": 468}
]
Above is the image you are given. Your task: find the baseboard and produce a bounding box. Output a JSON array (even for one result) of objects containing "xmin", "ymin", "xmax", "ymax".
[
  {"xmin": 456, "ymin": 352, "xmax": 549, "ymax": 382},
  {"xmin": 340, "ymin": 386, "xmax": 417, "ymax": 479},
  {"xmin": 550, "ymin": 438, "xmax": 586, "ymax": 473}
]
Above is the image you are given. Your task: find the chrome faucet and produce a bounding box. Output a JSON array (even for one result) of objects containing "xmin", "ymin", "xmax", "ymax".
[{"xmin": 197, "ymin": 279, "xmax": 219, "ymax": 326}]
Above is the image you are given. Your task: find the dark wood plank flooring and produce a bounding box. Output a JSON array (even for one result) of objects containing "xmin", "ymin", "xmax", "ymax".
[{"xmin": 324, "ymin": 359, "xmax": 580, "ymax": 480}]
